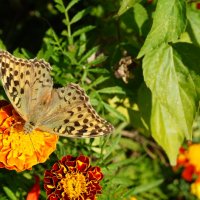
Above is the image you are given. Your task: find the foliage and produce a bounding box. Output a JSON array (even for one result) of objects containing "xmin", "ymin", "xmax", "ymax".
[{"xmin": 0, "ymin": 0, "xmax": 200, "ymax": 199}]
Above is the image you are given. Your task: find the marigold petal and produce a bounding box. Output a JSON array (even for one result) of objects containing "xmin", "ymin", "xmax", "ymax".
[
  {"xmin": 187, "ymin": 144, "xmax": 200, "ymax": 172},
  {"xmin": 0, "ymin": 102, "xmax": 59, "ymax": 172},
  {"xmin": 44, "ymin": 155, "xmax": 103, "ymax": 200},
  {"xmin": 191, "ymin": 180, "xmax": 200, "ymax": 199},
  {"xmin": 26, "ymin": 175, "xmax": 40, "ymax": 200},
  {"xmin": 76, "ymin": 160, "xmax": 89, "ymax": 172},
  {"xmin": 88, "ymin": 167, "xmax": 104, "ymax": 181},
  {"xmin": 181, "ymin": 164, "xmax": 195, "ymax": 182}
]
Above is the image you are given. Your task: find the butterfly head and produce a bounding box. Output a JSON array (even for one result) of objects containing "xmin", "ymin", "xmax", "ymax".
[{"xmin": 24, "ymin": 121, "xmax": 36, "ymax": 134}]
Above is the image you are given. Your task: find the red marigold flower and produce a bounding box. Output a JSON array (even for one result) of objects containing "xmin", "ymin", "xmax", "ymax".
[
  {"xmin": 26, "ymin": 175, "xmax": 40, "ymax": 200},
  {"xmin": 44, "ymin": 155, "xmax": 104, "ymax": 200},
  {"xmin": 0, "ymin": 101, "xmax": 58, "ymax": 172}
]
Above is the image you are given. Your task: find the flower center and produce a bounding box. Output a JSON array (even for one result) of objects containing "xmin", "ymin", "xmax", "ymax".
[{"xmin": 61, "ymin": 172, "xmax": 88, "ymax": 199}]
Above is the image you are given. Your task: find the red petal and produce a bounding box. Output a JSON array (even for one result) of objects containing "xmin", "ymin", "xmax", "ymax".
[
  {"xmin": 182, "ymin": 165, "xmax": 195, "ymax": 182},
  {"xmin": 88, "ymin": 167, "xmax": 103, "ymax": 181},
  {"xmin": 26, "ymin": 175, "xmax": 40, "ymax": 200}
]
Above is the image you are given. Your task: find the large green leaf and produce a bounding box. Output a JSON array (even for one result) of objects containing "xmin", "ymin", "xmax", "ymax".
[
  {"xmin": 117, "ymin": 0, "xmax": 141, "ymax": 16},
  {"xmin": 172, "ymin": 43, "xmax": 200, "ymax": 99},
  {"xmin": 187, "ymin": 6, "xmax": 200, "ymax": 47},
  {"xmin": 151, "ymin": 95, "xmax": 185, "ymax": 165},
  {"xmin": 143, "ymin": 43, "xmax": 198, "ymax": 164},
  {"xmin": 138, "ymin": 0, "xmax": 186, "ymax": 58}
]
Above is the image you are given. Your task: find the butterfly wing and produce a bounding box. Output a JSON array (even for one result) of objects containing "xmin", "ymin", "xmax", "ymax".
[
  {"xmin": 0, "ymin": 50, "xmax": 114, "ymax": 137},
  {"xmin": 39, "ymin": 83, "xmax": 114, "ymax": 138},
  {"xmin": 0, "ymin": 50, "xmax": 53, "ymax": 122}
]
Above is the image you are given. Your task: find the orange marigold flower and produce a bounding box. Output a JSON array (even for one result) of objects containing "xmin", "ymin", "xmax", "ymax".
[
  {"xmin": 0, "ymin": 101, "xmax": 58, "ymax": 172},
  {"xmin": 187, "ymin": 144, "xmax": 200, "ymax": 173},
  {"xmin": 176, "ymin": 147, "xmax": 188, "ymax": 167},
  {"xmin": 44, "ymin": 155, "xmax": 104, "ymax": 200}
]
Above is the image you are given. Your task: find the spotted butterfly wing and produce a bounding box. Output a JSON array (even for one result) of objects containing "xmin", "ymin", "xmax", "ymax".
[
  {"xmin": 0, "ymin": 50, "xmax": 113, "ymax": 137},
  {"xmin": 0, "ymin": 50, "xmax": 53, "ymax": 123},
  {"xmin": 39, "ymin": 84, "xmax": 114, "ymax": 137}
]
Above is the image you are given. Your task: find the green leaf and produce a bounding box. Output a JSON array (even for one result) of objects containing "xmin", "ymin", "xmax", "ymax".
[
  {"xmin": 77, "ymin": 33, "xmax": 86, "ymax": 57},
  {"xmin": 70, "ymin": 9, "xmax": 88, "ymax": 24},
  {"xmin": 103, "ymin": 102, "xmax": 127, "ymax": 121},
  {"xmin": 79, "ymin": 46, "xmax": 99, "ymax": 63},
  {"xmin": 138, "ymin": 0, "xmax": 186, "ymax": 58},
  {"xmin": 137, "ymin": 83, "xmax": 152, "ymax": 133},
  {"xmin": 87, "ymin": 68, "xmax": 109, "ymax": 74},
  {"xmin": 187, "ymin": 6, "xmax": 200, "ymax": 46},
  {"xmin": 117, "ymin": 0, "xmax": 141, "ymax": 16},
  {"xmin": 86, "ymin": 55, "xmax": 107, "ymax": 66},
  {"xmin": 72, "ymin": 25, "xmax": 95, "ymax": 38},
  {"xmin": 133, "ymin": 3, "xmax": 148, "ymax": 36},
  {"xmin": 3, "ymin": 187, "xmax": 17, "ymax": 200},
  {"xmin": 54, "ymin": 0, "xmax": 65, "ymax": 13},
  {"xmin": 143, "ymin": 44, "xmax": 198, "ymax": 164},
  {"xmin": 87, "ymin": 76, "xmax": 109, "ymax": 88},
  {"xmin": 63, "ymin": 51, "xmax": 77, "ymax": 64},
  {"xmin": 98, "ymin": 86, "xmax": 126, "ymax": 94},
  {"xmin": 172, "ymin": 43, "xmax": 200, "ymax": 99},
  {"xmin": 66, "ymin": 0, "xmax": 79, "ymax": 11},
  {"xmin": 0, "ymin": 40, "xmax": 6, "ymax": 50},
  {"xmin": 129, "ymin": 179, "xmax": 164, "ymax": 195},
  {"xmin": 110, "ymin": 176, "xmax": 133, "ymax": 186}
]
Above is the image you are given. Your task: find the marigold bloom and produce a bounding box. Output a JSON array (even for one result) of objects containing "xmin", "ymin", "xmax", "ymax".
[
  {"xmin": 44, "ymin": 155, "xmax": 103, "ymax": 200},
  {"xmin": 176, "ymin": 147, "xmax": 188, "ymax": 166},
  {"xmin": 176, "ymin": 144, "xmax": 200, "ymax": 183},
  {"xmin": 181, "ymin": 164, "xmax": 195, "ymax": 182},
  {"xmin": 187, "ymin": 144, "xmax": 200, "ymax": 172},
  {"xmin": 191, "ymin": 178, "xmax": 200, "ymax": 199},
  {"xmin": 0, "ymin": 101, "xmax": 58, "ymax": 172}
]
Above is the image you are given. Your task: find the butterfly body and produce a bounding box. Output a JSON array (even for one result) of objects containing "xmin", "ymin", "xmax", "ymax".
[
  {"xmin": 24, "ymin": 121, "xmax": 36, "ymax": 134},
  {"xmin": 0, "ymin": 50, "xmax": 113, "ymax": 137}
]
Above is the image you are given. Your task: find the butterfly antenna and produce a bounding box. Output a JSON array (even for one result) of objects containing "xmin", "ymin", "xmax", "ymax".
[{"xmin": 28, "ymin": 134, "xmax": 40, "ymax": 165}]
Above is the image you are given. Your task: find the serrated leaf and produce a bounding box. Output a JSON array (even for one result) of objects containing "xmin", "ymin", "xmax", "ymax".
[
  {"xmin": 117, "ymin": 0, "xmax": 141, "ymax": 16},
  {"xmin": 138, "ymin": 0, "xmax": 186, "ymax": 58},
  {"xmin": 3, "ymin": 187, "xmax": 17, "ymax": 200},
  {"xmin": 72, "ymin": 25, "xmax": 95, "ymax": 38},
  {"xmin": 143, "ymin": 44, "xmax": 198, "ymax": 164},
  {"xmin": 70, "ymin": 9, "xmax": 88, "ymax": 24}
]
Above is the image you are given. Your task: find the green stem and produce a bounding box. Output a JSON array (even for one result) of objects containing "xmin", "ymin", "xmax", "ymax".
[{"xmin": 65, "ymin": 10, "xmax": 73, "ymax": 45}]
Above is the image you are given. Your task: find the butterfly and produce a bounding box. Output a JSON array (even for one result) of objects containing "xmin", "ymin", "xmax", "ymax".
[{"xmin": 0, "ymin": 50, "xmax": 114, "ymax": 138}]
